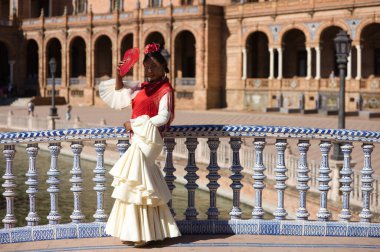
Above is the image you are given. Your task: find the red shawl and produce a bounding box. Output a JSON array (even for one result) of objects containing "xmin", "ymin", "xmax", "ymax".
[{"xmin": 131, "ymin": 78, "xmax": 175, "ymax": 130}]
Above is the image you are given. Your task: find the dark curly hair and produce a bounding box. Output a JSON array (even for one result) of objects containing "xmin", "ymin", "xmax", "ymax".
[{"xmin": 143, "ymin": 49, "xmax": 169, "ymax": 73}]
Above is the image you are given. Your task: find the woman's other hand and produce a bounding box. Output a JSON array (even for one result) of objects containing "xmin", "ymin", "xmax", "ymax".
[
  {"xmin": 123, "ymin": 120, "xmax": 132, "ymax": 132},
  {"xmin": 117, "ymin": 60, "xmax": 126, "ymax": 78}
]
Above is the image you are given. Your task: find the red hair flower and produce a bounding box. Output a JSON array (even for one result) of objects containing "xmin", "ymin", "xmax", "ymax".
[{"xmin": 144, "ymin": 43, "xmax": 160, "ymax": 55}]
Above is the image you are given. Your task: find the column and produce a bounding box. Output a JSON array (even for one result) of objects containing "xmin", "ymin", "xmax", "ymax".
[
  {"xmin": 206, "ymin": 138, "xmax": 221, "ymax": 220},
  {"xmin": 47, "ymin": 143, "xmax": 62, "ymax": 224},
  {"xmin": 315, "ymin": 46, "xmax": 321, "ymax": 80},
  {"xmin": 317, "ymin": 141, "xmax": 332, "ymax": 221},
  {"xmin": 93, "ymin": 141, "xmax": 108, "ymax": 222},
  {"xmin": 242, "ymin": 48, "xmax": 247, "ymax": 80},
  {"xmin": 25, "ymin": 144, "xmax": 40, "ymax": 226},
  {"xmin": 356, "ymin": 45, "xmax": 362, "ymax": 80},
  {"xmin": 273, "ymin": 139, "xmax": 288, "ymax": 220},
  {"xmin": 359, "ymin": 144, "xmax": 374, "ymax": 222},
  {"xmin": 163, "ymin": 138, "xmax": 177, "ymax": 217},
  {"xmin": 306, "ymin": 47, "xmax": 312, "ymax": 79},
  {"xmin": 229, "ymin": 137, "xmax": 243, "ymax": 219},
  {"xmin": 49, "ymin": 0, "xmax": 53, "ymax": 16},
  {"xmin": 346, "ymin": 51, "xmax": 352, "ymax": 80},
  {"xmin": 277, "ymin": 47, "xmax": 283, "ymax": 79},
  {"xmin": 269, "ymin": 48, "xmax": 274, "ymax": 79},
  {"xmin": 184, "ymin": 138, "xmax": 199, "ymax": 220},
  {"xmin": 2, "ymin": 145, "xmax": 16, "ymax": 228},
  {"xmin": 70, "ymin": 142, "xmax": 85, "ymax": 223},
  {"xmin": 296, "ymin": 140, "xmax": 311, "ymax": 220},
  {"xmin": 252, "ymin": 138, "xmax": 267, "ymax": 219},
  {"xmin": 8, "ymin": 60, "xmax": 15, "ymax": 89},
  {"xmin": 72, "ymin": 0, "xmax": 77, "ymax": 15},
  {"xmin": 339, "ymin": 143, "xmax": 353, "ymax": 221}
]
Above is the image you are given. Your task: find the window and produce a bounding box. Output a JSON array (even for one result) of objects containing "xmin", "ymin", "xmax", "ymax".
[
  {"xmin": 149, "ymin": 0, "xmax": 161, "ymax": 8},
  {"xmin": 181, "ymin": 0, "xmax": 193, "ymax": 5},
  {"xmin": 78, "ymin": 0, "xmax": 86, "ymax": 13}
]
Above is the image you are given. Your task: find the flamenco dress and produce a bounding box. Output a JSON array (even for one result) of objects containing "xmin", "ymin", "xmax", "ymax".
[{"xmin": 99, "ymin": 78, "xmax": 181, "ymax": 243}]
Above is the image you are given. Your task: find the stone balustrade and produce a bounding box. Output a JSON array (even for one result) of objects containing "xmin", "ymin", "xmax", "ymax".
[{"xmin": 0, "ymin": 124, "xmax": 380, "ymax": 243}]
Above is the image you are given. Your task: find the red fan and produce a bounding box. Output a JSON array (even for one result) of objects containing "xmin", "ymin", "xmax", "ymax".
[{"xmin": 119, "ymin": 48, "xmax": 140, "ymax": 77}]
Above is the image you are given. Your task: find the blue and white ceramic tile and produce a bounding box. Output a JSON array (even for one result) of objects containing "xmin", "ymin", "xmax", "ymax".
[
  {"xmin": 78, "ymin": 223, "xmax": 101, "ymax": 238},
  {"xmin": 303, "ymin": 221, "xmax": 326, "ymax": 236},
  {"xmin": 326, "ymin": 222, "xmax": 348, "ymax": 237},
  {"xmin": 259, "ymin": 220, "xmax": 281, "ymax": 235},
  {"xmin": 32, "ymin": 226, "xmax": 55, "ymax": 241},
  {"xmin": 368, "ymin": 224, "xmax": 380, "ymax": 237},
  {"xmin": 281, "ymin": 221, "xmax": 303, "ymax": 236},
  {"xmin": 214, "ymin": 221, "xmax": 234, "ymax": 234},
  {"xmin": 56, "ymin": 224, "xmax": 78, "ymax": 239},
  {"xmin": 0, "ymin": 232, "xmax": 11, "ymax": 244},
  {"xmin": 10, "ymin": 227, "xmax": 33, "ymax": 243},
  {"xmin": 347, "ymin": 223, "xmax": 369, "ymax": 237}
]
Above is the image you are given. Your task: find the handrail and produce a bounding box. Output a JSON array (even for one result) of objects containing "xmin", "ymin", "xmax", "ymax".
[{"xmin": 0, "ymin": 124, "xmax": 379, "ymax": 144}]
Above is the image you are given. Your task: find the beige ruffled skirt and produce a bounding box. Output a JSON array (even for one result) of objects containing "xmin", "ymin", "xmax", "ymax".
[{"xmin": 105, "ymin": 115, "xmax": 181, "ymax": 242}]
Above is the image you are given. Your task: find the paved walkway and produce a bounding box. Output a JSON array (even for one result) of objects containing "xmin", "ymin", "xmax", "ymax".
[
  {"xmin": 1, "ymin": 105, "xmax": 380, "ymax": 131},
  {"xmin": 2, "ymin": 234, "xmax": 380, "ymax": 252}
]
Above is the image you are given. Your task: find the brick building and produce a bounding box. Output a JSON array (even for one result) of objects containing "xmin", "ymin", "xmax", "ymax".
[{"xmin": 0, "ymin": 0, "xmax": 379, "ymax": 111}]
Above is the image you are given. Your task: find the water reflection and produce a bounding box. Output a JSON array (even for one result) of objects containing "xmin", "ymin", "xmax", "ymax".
[{"xmin": 0, "ymin": 146, "xmax": 258, "ymax": 227}]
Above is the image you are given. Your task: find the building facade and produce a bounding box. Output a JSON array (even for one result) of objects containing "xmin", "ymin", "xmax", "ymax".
[{"xmin": 0, "ymin": 0, "xmax": 379, "ymax": 112}]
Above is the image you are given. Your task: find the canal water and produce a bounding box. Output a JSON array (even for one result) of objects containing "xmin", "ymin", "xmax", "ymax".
[{"xmin": 0, "ymin": 146, "xmax": 258, "ymax": 227}]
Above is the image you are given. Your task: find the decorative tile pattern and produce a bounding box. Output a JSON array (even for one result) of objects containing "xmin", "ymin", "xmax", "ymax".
[
  {"xmin": 214, "ymin": 221, "xmax": 234, "ymax": 234},
  {"xmin": 368, "ymin": 224, "xmax": 380, "ymax": 237},
  {"xmin": 326, "ymin": 222, "xmax": 348, "ymax": 237},
  {"xmin": 259, "ymin": 220, "xmax": 281, "ymax": 235},
  {"xmin": 2, "ymin": 221, "xmax": 380, "ymax": 244},
  {"xmin": 32, "ymin": 226, "xmax": 55, "ymax": 241},
  {"xmin": 303, "ymin": 222, "xmax": 326, "ymax": 236},
  {"xmin": 0, "ymin": 125, "xmax": 379, "ymax": 145},
  {"xmin": 10, "ymin": 227, "xmax": 32, "ymax": 243},
  {"xmin": 281, "ymin": 221, "xmax": 303, "ymax": 236},
  {"xmin": 347, "ymin": 223, "xmax": 369, "ymax": 237},
  {"xmin": 78, "ymin": 223, "xmax": 101, "ymax": 238},
  {"xmin": 56, "ymin": 224, "xmax": 78, "ymax": 240},
  {"xmin": 0, "ymin": 231, "xmax": 11, "ymax": 243}
]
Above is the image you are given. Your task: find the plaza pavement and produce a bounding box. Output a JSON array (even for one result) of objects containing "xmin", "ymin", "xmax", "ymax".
[{"xmin": 1, "ymin": 104, "xmax": 380, "ymax": 131}]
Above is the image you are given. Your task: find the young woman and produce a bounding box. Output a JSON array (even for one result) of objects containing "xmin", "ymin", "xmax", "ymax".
[{"xmin": 100, "ymin": 43, "xmax": 181, "ymax": 246}]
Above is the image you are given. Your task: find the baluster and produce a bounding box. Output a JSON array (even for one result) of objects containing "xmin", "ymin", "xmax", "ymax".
[
  {"xmin": 163, "ymin": 138, "xmax": 177, "ymax": 217},
  {"xmin": 116, "ymin": 139, "xmax": 130, "ymax": 157},
  {"xmin": 273, "ymin": 139, "xmax": 288, "ymax": 220},
  {"xmin": 229, "ymin": 137, "xmax": 243, "ymax": 219},
  {"xmin": 252, "ymin": 138, "xmax": 266, "ymax": 219},
  {"xmin": 47, "ymin": 143, "xmax": 62, "ymax": 224},
  {"xmin": 70, "ymin": 142, "xmax": 85, "ymax": 223},
  {"xmin": 296, "ymin": 140, "xmax": 311, "ymax": 220},
  {"xmin": 359, "ymin": 144, "xmax": 374, "ymax": 222},
  {"xmin": 2, "ymin": 145, "xmax": 16, "ymax": 228},
  {"xmin": 339, "ymin": 143, "xmax": 354, "ymax": 221},
  {"xmin": 317, "ymin": 141, "xmax": 332, "ymax": 221},
  {"xmin": 184, "ymin": 138, "xmax": 199, "ymax": 220},
  {"xmin": 25, "ymin": 144, "xmax": 40, "ymax": 226},
  {"xmin": 93, "ymin": 140, "xmax": 108, "ymax": 222},
  {"xmin": 206, "ymin": 138, "xmax": 221, "ymax": 220}
]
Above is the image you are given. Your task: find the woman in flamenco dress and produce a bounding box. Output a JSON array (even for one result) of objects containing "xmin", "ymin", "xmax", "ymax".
[{"xmin": 99, "ymin": 43, "xmax": 181, "ymax": 246}]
